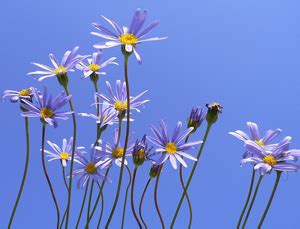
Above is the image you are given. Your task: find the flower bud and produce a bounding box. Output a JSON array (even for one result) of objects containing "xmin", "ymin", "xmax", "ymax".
[
  {"xmin": 206, "ymin": 102, "xmax": 223, "ymax": 125},
  {"xmin": 187, "ymin": 107, "xmax": 205, "ymax": 132},
  {"xmin": 149, "ymin": 164, "xmax": 160, "ymax": 178},
  {"xmin": 132, "ymin": 135, "xmax": 151, "ymax": 167}
]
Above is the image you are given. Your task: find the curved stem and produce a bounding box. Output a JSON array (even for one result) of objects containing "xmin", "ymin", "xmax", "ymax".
[
  {"xmin": 8, "ymin": 117, "xmax": 30, "ymax": 229},
  {"xmin": 86, "ymin": 180, "xmax": 95, "ymax": 227},
  {"xmin": 131, "ymin": 167, "xmax": 142, "ymax": 228},
  {"xmin": 236, "ymin": 169, "xmax": 256, "ymax": 229},
  {"xmin": 75, "ymin": 180, "xmax": 90, "ymax": 229},
  {"xmin": 41, "ymin": 125, "xmax": 60, "ymax": 229},
  {"xmin": 64, "ymin": 86, "xmax": 77, "ymax": 228},
  {"xmin": 59, "ymin": 166, "xmax": 69, "ymax": 229},
  {"xmin": 121, "ymin": 165, "xmax": 132, "ymax": 229},
  {"xmin": 258, "ymin": 172, "xmax": 281, "ymax": 228},
  {"xmin": 139, "ymin": 178, "xmax": 151, "ymax": 229},
  {"xmin": 242, "ymin": 175, "xmax": 264, "ymax": 228},
  {"xmin": 60, "ymin": 209, "xmax": 67, "ymax": 229},
  {"xmin": 171, "ymin": 124, "xmax": 212, "ymax": 228},
  {"xmin": 154, "ymin": 165, "xmax": 165, "ymax": 229},
  {"xmin": 96, "ymin": 182, "xmax": 104, "ymax": 229},
  {"xmin": 106, "ymin": 53, "xmax": 131, "ymax": 227}
]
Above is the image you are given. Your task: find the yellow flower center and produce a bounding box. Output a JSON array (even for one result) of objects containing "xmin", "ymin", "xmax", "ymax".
[
  {"xmin": 89, "ymin": 63, "xmax": 100, "ymax": 72},
  {"xmin": 19, "ymin": 89, "xmax": 31, "ymax": 96},
  {"xmin": 86, "ymin": 163, "xmax": 97, "ymax": 174},
  {"xmin": 119, "ymin": 33, "xmax": 138, "ymax": 45},
  {"xmin": 263, "ymin": 155, "xmax": 277, "ymax": 166},
  {"xmin": 114, "ymin": 100, "xmax": 127, "ymax": 112},
  {"xmin": 112, "ymin": 147, "xmax": 124, "ymax": 158},
  {"xmin": 40, "ymin": 107, "xmax": 54, "ymax": 118},
  {"xmin": 255, "ymin": 140, "xmax": 265, "ymax": 147},
  {"xmin": 54, "ymin": 66, "xmax": 67, "ymax": 76},
  {"xmin": 60, "ymin": 152, "xmax": 69, "ymax": 160},
  {"xmin": 165, "ymin": 142, "xmax": 177, "ymax": 154}
]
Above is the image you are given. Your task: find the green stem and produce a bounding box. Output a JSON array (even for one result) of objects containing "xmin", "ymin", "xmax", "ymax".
[
  {"xmin": 59, "ymin": 166, "xmax": 69, "ymax": 229},
  {"xmin": 242, "ymin": 175, "xmax": 264, "ymax": 228},
  {"xmin": 154, "ymin": 165, "xmax": 165, "ymax": 229},
  {"xmin": 75, "ymin": 180, "xmax": 90, "ymax": 229},
  {"xmin": 139, "ymin": 178, "xmax": 151, "ymax": 229},
  {"xmin": 258, "ymin": 172, "xmax": 282, "ymax": 228},
  {"xmin": 41, "ymin": 125, "xmax": 60, "ymax": 229},
  {"xmin": 171, "ymin": 124, "xmax": 212, "ymax": 228},
  {"xmin": 60, "ymin": 209, "xmax": 67, "ymax": 229},
  {"xmin": 105, "ymin": 53, "xmax": 131, "ymax": 227},
  {"xmin": 93, "ymin": 80, "xmax": 101, "ymax": 146},
  {"xmin": 8, "ymin": 117, "xmax": 30, "ymax": 229},
  {"xmin": 131, "ymin": 167, "xmax": 142, "ymax": 228},
  {"xmin": 64, "ymin": 86, "xmax": 77, "ymax": 228},
  {"xmin": 121, "ymin": 165, "xmax": 132, "ymax": 229},
  {"xmin": 86, "ymin": 180, "xmax": 95, "ymax": 227},
  {"xmin": 236, "ymin": 169, "xmax": 256, "ymax": 229},
  {"xmin": 96, "ymin": 182, "xmax": 104, "ymax": 229}
]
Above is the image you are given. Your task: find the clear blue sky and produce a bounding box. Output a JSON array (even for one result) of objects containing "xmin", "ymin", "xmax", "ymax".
[{"xmin": 1, "ymin": 0, "xmax": 300, "ymax": 228}]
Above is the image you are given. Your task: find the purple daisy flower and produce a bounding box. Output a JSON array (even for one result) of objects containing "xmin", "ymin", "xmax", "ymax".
[
  {"xmin": 98, "ymin": 80, "xmax": 149, "ymax": 115},
  {"xmin": 241, "ymin": 136, "xmax": 300, "ymax": 175},
  {"xmin": 132, "ymin": 135, "xmax": 155, "ymax": 166},
  {"xmin": 187, "ymin": 107, "xmax": 205, "ymax": 131},
  {"xmin": 20, "ymin": 86, "xmax": 73, "ymax": 128},
  {"xmin": 73, "ymin": 146, "xmax": 112, "ymax": 188},
  {"xmin": 2, "ymin": 88, "xmax": 33, "ymax": 103},
  {"xmin": 147, "ymin": 120, "xmax": 202, "ymax": 169},
  {"xmin": 76, "ymin": 49, "xmax": 118, "ymax": 79},
  {"xmin": 91, "ymin": 8, "xmax": 167, "ymax": 63},
  {"xmin": 27, "ymin": 46, "xmax": 87, "ymax": 81}
]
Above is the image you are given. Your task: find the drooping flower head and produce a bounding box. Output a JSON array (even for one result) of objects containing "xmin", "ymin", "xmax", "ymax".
[
  {"xmin": 148, "ymin": 120, "xmax": 202, "ymax": 169},
  {"xmin": 73, "ymin": 146, "xmax": 111, "ymax": 188},
  {"xmin": 76, "ymin": 49, "xmax": 118, "ymax": 80},
  {"xmin": 45, "ymin": 137, "xmax": 83, "ymax": 167},
  {"xmin": 132, "ymin": 135, "xmax": 154, "ymax": 167},
  {"xmin": 95, "ymin": 129, "xmax": 134, "ymax": 167},
  {"xmin": 241, "ymin": 136, "xmax": 300, "ymax": 175},
  {"xmin": 98, "ymin": 80, "xmax": 149, "ymax": 117},
  {"xmin": 21, "ymin": 86, "xmax": 73, "ymax": 128},
  {"xmin": 27, "ymin": 46, "xmax": 87, "ymax": 82},
  {"xmin": 187, "ymin": 107, "xmax": 205, "ymax": 132},
  {"xmin": 2, "ymin": 88, "xmax": 33, "ymax": 103},
  {"xmin": 91, "ymin": 8, "xmax": 167, "ymax": 63}
]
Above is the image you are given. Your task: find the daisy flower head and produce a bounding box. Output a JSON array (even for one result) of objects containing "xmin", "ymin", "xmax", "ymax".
[
  {"xmin": 2, "ymin": 88, "xmax": 33, "ymax": 103},
  {"xmin": 73, "ymin": 145, "xmax": 112, "ymax": 188},
  {"xmin": 187, "ymin": 107, "xmax": 205, "ymax": 132},
  {"xmin": 95, "ymin": 128, "xmax": 134, "ymax": 167},
  {"xmin": 20, "ymin": 86, "xmax": 73, "ymax": 128},
  {"xmin": 132, "ymin": 135, "xmax": 154, "ymax": 167},
  {"xmin": 91, "ymin": 8, "xmax": 167, "ymax": 63},
  {"xmin": 241, "ymin": 136, "xmax": 300, "ymax": 175},
  {"xmin": 98, "ymin": 80, "xmax": 149, "ymax": 117},
  {"xmin": 147, "ymin": 120, "xmax": 202, "ymax": 169},
  {"xmin": 76, "ymin": 49, "xmax": 118, "ymax": 80}
]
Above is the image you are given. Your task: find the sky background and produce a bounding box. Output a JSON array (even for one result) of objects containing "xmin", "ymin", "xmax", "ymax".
[{"xmin": 1, "ymin": 0, "xmax": 300, "ymax": 228}]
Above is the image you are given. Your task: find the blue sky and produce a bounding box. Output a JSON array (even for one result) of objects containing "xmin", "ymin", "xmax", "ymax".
[{"xmin": 1, "ymin": 0, "xmax": 300, "ymax": 228}]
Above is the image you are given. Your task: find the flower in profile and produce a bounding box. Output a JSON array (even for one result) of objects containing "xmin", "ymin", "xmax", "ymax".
[
  {"xmin": 187, "ymin": 107, "xmax": 205, "ymax": 132},
  {"xmin": 147, "ymin": 120, "xmax": 202, "ymax": 169},
  {"xmin": 132, "ymin": 135, "xmax": 154, "ymax": 166},
  {"xmin": 91, "ymin": 8, "xmax": 167, "ymax": 63},
  {"xmin": 95, "ymin": 129, "xmax": 134, "ymax": 167},
  {"xmin": 45, "ymin": 137, "xmax": 83, "ymax": 167},
  {"xmin": 27, "ymin": 46, "xmax": 87, "ymax": 81},
  {"xmin": 21, "ymin": 86, "xmax": 73, "ymax": 128},
  {"xmin": 241, "ymin": 136, "xmax": 300, "ymax": 175},
  {"xmin": 76, "ymin": 49, "xmax": 118, "ymax": 79},
  {"xmin": 73, "ymin": 146, "xmax": 112, "ymax": 188},
  {"xmin": 2, "ymin": 88, "xmax": 33, "ymax": 103},
  {"xmin": 98, "ymin": 80, "xmax": 149, "ymax": 116}
]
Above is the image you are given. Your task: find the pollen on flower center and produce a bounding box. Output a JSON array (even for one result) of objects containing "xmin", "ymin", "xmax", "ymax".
[
  {"xmin": 40, "ymin": 107, "xmax": 54, "ymax": 118},
  {"xmin": 89, "ymin": 63, "xmax": 100, "ymax": 72},
  {"xmin": 114, "ymin": 100, "xmax": 127, "ymax": 112},
  {"xmin": 19, "ymin": 89, "xmax": 31, "ymax": 96},
  {"xmin": 119, "ymin": 33, "xmax": 138, "ymax": 45},
  {"xmin": 263, "ymin": 155, "xmax": 277, "ymax": 166},
  {"xmin": 86, "ymin": 163, "xmax": 97, "ymax": 174},
  {"xmin": 112, "ymin": 147, "xmax": 124, "ymax": 158},
  {"xmin": 165, "ymin": 142, "xmax": 177, "ymax": 154},
  {"xmin": 54, "ymin": 66, "xmax": 67, "ymax": 76},
  {"xmin": 60, "ymin": 152, "xmax": 69, "ymax": 160},
  {"xmin": 256, "ymin": 140, "xmax": 265, "ymax": 147}
]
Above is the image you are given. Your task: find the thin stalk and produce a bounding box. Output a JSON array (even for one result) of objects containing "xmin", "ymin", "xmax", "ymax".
[
  {"xmin": 93, "ymin": 80, "xmax": 101, "ymax": 146},
  {"xmin": 64, "ymin": 86, "xmax": 77, "ymax": 228},
  {"xmin": 105, "ymin": 53, "xmax": 131, "ymax": 227},
  {"xmin": 121, "ymin": 165, "xmax": 132, "ymax": 229},
  {"xmin": 154, "ymin": 165, "xmax": 165, "ymax": 229},
  {"xmin": 131, "ymin": 167, "xmax": 142, "ymax": 228},
  {"xmin": 97, "ymin": 182, "xmax": 104, "ymax": 229},
  {"xmin": 41, "ymin": 125, "xmax": 60, "ymax": 229},
  {"xmin": 59, "ymin": 166, "xmax": 69, "ymax": 229},
  {"xmin": 258, "ymin": 172, "xmax": 282, "ymax": 228},
  {"xmin": 60, "ymin": 210, "xmax": 67, "ymax": 229},
  {"xmin": 139, "ymin": 178, "xmax": 151, "ymax": 229},
  {"xmin": 75, "ymin": 180, "xmax": 90, "ymax": 229},
  {"xmin": 8, "ymin": 117, "xmax": 30, "ymax": 229},
  {"xmin": 86, "ymin": 180, "xmax": 95, "ymax": 227},
  {"xmin": 236, "ymin": 169, "xmax": 256, "ymax": 229},
  {"xmin": 242, "ymin": 175, "xmax": 264, "ymax": 228},
  {"xmin": 171, "ymin": 124, "xmax": 212, "ymax": 228}
]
